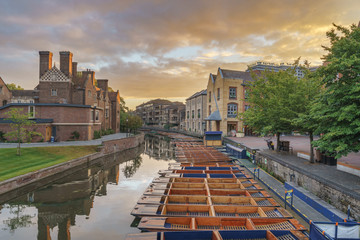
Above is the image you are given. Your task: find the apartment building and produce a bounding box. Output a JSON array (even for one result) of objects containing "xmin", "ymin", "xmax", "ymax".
[{"xmin": 185, "ymin": 89, "xmax": 207, "ymax": 135}]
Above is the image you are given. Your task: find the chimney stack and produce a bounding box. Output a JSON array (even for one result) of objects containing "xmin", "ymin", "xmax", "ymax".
[
  {"xmin": 39, "ymin": 51, "xmax": 53, "ymax": 78},
  {"xmin": 72, "ymin": 62, "xmax": 78, "ymax": 77},
  {"xmin": 59, "ymin": 51, "xmax": 73, "ymax": 77},
  {"xmin": 97, "ymin": 79, "xmax": 109, "ymax": 92}
]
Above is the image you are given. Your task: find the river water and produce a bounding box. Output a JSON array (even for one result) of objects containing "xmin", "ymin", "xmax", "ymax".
[{"xmin": 0, "ymin": 134, "xmax": 175, "ymax": 240}]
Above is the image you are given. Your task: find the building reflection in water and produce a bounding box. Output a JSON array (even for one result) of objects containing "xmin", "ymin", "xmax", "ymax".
[
  {"xmin": 144, "ymin": 134, "xmax": 175, "ymax": 160},
  {"xmin": 0, "ymin": 142, "xmax": 146, "ymax": 240}
]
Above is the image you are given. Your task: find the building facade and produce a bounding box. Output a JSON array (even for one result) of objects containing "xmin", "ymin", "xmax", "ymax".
[
  {"xmin": 0, "ymin": 51, "xmax": 121, "ymax": 142},
  {"xmin": 185, "ymin": 89, "xmax": 207, "ymax": 135},
  {"xmin": 247, "ymin": 61, "xmax": 318, "ymax": 79},
  {"xmin": 135, "ymin": 99, "xmax": 185, "ymax": 129},
  {"xmin": 206, "ymin": 68, "xmax": 253, "ymax": 136}
]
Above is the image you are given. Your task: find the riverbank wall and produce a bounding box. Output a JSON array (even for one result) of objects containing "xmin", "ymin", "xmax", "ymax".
[{"xmin": 0, "ymin": 133, "xmax": 145, "ymax": 199}]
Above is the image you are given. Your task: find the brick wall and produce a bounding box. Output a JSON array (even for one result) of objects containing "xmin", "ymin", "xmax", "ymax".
[{"xmin": 38, "ymin": 81, "xmax": 72, "ymax": 104}]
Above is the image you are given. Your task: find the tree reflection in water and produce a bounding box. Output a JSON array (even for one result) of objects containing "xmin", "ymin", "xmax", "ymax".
[
  {"xmin": 122, "ymin": 155, "xmax": 143, "ymax": 178},
  {"xmin": 2, "ymin": 204, "xmax": 35, "ymax": 233}
]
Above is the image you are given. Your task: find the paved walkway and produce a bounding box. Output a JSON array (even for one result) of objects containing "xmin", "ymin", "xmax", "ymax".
[
  {"xmin": 227, "ymin": 136, "xmax": 360, "ymax": 171},
  {"xmin": 0, "ymin": 133, "xmax": 128, "ymax": 148}
]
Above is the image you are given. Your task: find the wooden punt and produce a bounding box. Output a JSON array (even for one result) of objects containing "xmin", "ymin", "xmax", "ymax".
[
  {"xmin": 137, "ymin": 217, "xmax": 306, "ymax": 232},
  {"xmin": 131, "ymin": 204, "xmax": 291, "ymax": 218},
  {"xmin": 137, "ymin": 195, "xmax": 279, "ymax": 207},
  {"xmin": 209, "ymin": 189, "xmax": 271, "ymax": 198},
  {"xmin": 147, "ymin": 182, "xmax": 262, "ymax": 191},
  {"xmin": 213, "ymin": 206, "xmax": 292, "ymax": 218},
  {"xmin": 126, "ymin": 230, "xmax": 308, "ymax": 240}
]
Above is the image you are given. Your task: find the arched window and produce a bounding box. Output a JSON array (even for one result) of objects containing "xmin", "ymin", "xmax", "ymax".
[{"xmin": 227, "ymin": 103, "xmax": 238, "ymax": 118}]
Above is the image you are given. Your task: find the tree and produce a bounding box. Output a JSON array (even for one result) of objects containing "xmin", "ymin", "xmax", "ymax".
[
  {"xmin": 4, "ymin": 108, "xmax": 42, "ymax": 156},
  {"xmin": 6, "ymin": 83, "xmax": 24, "ymax": 90},
  {"xmin": 311, "ymin": 23, "xmax": 360, "ymax": 159},
  {"xmin": 240, "ymin": 66, "xmax": 306, "ymax": 151},
  {"xmin": 292, "ymin": 65, "xmax": 323, "ymax": 163}
]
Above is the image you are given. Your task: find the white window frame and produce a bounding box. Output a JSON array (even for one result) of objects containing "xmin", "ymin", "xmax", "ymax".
[
  {"xmin": 51, "ymin": 89, "xmax": 57, "ymax": 96},
  {"xmin": 28, "ymin": 106, "xmax": 35, "ymax": 118},
  {"xmin": 95, "ymin": 110, "xmax": 99, "ymax": 121}
]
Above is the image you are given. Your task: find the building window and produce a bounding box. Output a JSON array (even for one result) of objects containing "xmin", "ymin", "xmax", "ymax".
[
  {"xmin": 192, "ymin": 110, "xmax": 194, "ymax": 118},
  {"xmin": 95, "ymin": 110, "xmax": 99, "ymax": 121},
  {"xmin": 217, "ymin": 88, "xmax": 220, "ymax": 100},
  {"xmin": 187, "ymin": 111, "xmax": 189, "ymax": 119},
  {"xmin": 51, "ymin": 89, "xmax": 57, "ymax": 96},
  {"xmin": 0, "ymin": 87, "xmax": 2, "ymax": 94},
  {"xmin": 192, "ymin": 122, "xmax": 195, "ymax": 131},
  {"xmin": 198, "ymin": 122, "xmax": 201, "ymax": 131},
  {"xmin": 227, "ymin": 103, "xmax": 237, "ymax": 118},
  {"xmin": 28, "ymin": 106, "xmax": 35, "ymax": 118},
  {"xmin": 229, "ymin": 87, "xmax": 237, "ymax": 99},
  {"xmin": 29, "ymin": 100, "xmax": 34, "ymax": 103},
  {"xmin": 209, "ymin": 105, "xmax": 211, "ymax": 115},
  {"xmin": 197, "ymin": 109, "xmax": 200, "ymax": 118},
  {"xmin": 209, "ymin": 91, "xmax": 211, "ymax": 102},
  {"xmin": 245, "ymin": 105, "xmax": 250, "ymax": 111},
  {"xmin": 105, "ymin": 109, "xmax": 109, "ymax": 118},
  {"xmin": 91, "ymin": 110, "xmax": 94, "ymax": 121},
  {"xmin": 17, "ymin": 100, "xmax": 21, "ymax": 103},
  {"xmin": 88, "ymin": 90, "xmax": 91, "ymax": 98}
]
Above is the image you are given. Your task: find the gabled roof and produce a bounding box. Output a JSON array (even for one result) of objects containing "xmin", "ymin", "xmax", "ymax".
[
  {"xmin": 218, "ymin": 68, "xmax": 253, "ymax": 81},
  {"xmin": 186, "ymin": 89, "xmax": 207, "ymax": 101},
  {"xmin": 0, "ymin": 77, "xmax": 11, "ymax": 93},
  {"xmin": 109, "ymin": 91, "xmax": 120, "ymax": 103},
  {"xmin": 205, "ymin": 110, "xmax": 222, "ymax": 121},
  {"xmin": 40, "ymin": 66, "xmax": 69, "ymax": 82}
]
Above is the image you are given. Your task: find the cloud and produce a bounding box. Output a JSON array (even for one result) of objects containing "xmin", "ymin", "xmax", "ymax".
[{"xmin": 0, "ymin": 0, "xmax": 359, "ymax": 109}]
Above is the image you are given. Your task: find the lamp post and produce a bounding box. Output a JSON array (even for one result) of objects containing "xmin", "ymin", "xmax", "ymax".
[{"xmin": 126, "ymin": 118, "xmax": 129, "ymax": 137}]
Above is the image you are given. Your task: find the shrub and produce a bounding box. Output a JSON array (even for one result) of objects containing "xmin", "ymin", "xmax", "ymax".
[
  {"xmin": 71, "ymin": 131, "xmax": 80, "ymax": 140},
  {"xmin": 0, "ymin": 131, "xmax": 6, "ymax": 142},
  {"xmin": 94, "ymin": 130, "xmax": 101, "ymax": 139}
]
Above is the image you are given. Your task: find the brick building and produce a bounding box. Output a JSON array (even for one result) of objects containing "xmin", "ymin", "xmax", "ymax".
[
  {"xmin": 0, "ymin": 51, "xmax": 121, "ymax": 141},
  {"xmin": 185, "ymin": 89, "xmax": 207, "ymax": 135},
  {"xmin": 135, "ymin": 99, "xmax": 185, "ymax": 129},
  {"xmin": 206, "ymin": 68, "xmax": 253, "ymax": 136}
]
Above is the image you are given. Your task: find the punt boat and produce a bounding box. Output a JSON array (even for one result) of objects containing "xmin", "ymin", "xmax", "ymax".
[
  {"xmin": 126, "ymin": 230, "xmax": 308, "ymax": 240},
  {"xmin": 131, "ymin": 205, "xmax": 292, "ymax": 218},
  {"xmin": 137, "ymin": 217, "xmax": 306, "ymax": 232}
]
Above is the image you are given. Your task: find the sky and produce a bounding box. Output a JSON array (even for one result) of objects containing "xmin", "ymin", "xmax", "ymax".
[{"xmin": 0, "ymin": 0, "xmax": 359, "ymax": 109}]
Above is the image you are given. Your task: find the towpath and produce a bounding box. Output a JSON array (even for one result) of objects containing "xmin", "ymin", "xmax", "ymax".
[{"xmin": 0, "ymin": 132, "xmax": 128, "ymax": 148}]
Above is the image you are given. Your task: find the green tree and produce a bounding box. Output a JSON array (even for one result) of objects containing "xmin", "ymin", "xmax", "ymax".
[
  {"xmin": 311, "ymin": 23, "xmax": 360, "ymax": 159},
  {"xmin": 240, "ymin": 66, "xmax": 306, "ymax": 150},
  {"xmin": 6, "ymin": 83, "xmax": 24, "ymax": 90},
  {"xmin": 292, "ymin": 65, "xmax": 323, "ymax": 163},
  {"xmin": 4, "ymin": 108, "xmax": 42, "ymax": 156}
]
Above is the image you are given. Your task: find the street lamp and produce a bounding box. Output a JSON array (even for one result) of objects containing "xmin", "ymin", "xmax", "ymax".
[{"xmin": 126, "ymin": 118, "xmax": 129, "ymax": 137}]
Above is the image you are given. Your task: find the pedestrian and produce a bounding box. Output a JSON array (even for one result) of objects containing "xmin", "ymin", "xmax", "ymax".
[{"xmin": 270, "ymin": 141, "xmax": 274, "ymax": 150}]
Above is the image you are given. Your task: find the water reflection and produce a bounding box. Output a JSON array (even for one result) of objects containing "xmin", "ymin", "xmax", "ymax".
[
  {"xmin": 0, "ymin": 134, "xmax": 175, "ymax": 240},
  {"xmin": 144, "ymin": 134, "xmax": 175, "ymax": 160}
]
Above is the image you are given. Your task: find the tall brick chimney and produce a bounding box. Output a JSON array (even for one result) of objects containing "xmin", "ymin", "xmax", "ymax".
[
  {"xmin": 59, "ymin": 51, "xmax": 73, "ymax": 77},
  {"xmin": 97, "ymin": 79, "xmax": 109, "ymax": 92},
  {"xmin": 39, "ymin": 51, "xmax": 53, "ymax": 78},
  {"xmin": 72, "ymin": 62, "xmax": 78, "ymax": 77}
]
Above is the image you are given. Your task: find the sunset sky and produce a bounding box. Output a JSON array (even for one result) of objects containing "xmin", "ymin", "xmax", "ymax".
[{"xmin": 0, "ymin": 0, "xmax": 359, "ymax": 109}]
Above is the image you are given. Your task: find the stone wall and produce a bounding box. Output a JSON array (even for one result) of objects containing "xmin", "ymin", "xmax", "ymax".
[{"xmin": 257, "ymin": 152, "xmax": 360, "ymax": 220}]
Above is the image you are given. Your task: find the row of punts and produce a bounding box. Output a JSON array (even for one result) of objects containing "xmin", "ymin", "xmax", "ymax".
[
  {"xmin": 127, "ymin": 138, "xmax": 308, "ymax": 240},
  {"xmin": 127, "ymin": 230, "xmax": 308, "ymax": 240}
]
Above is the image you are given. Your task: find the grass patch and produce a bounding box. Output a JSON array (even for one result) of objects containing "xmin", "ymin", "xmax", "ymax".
[{"xmin": 0, "ymin": 146, "xmax": 98, "ymax": 181}]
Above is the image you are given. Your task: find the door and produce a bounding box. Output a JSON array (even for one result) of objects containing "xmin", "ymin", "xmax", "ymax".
[
  {"xmin": 227, "ymin": 122, "xmax": 238, "ymax": 134},
  {"xmin": 51, "ymin": 126, "xmax": 56, "ymax": 139},
  {"xmin": 45, "ymin": 126, "xmax": 52, "ymax": 142},
  {"xmin": 216, "ymin": 121, "xmax": 220, "ymax": 131}
]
